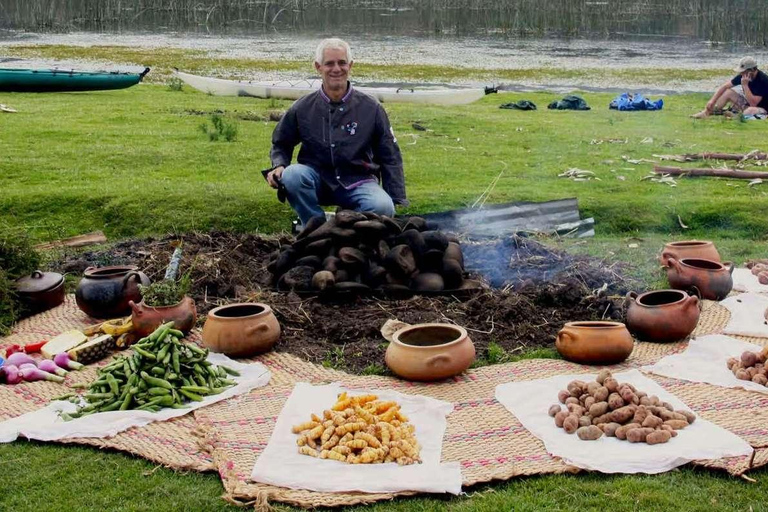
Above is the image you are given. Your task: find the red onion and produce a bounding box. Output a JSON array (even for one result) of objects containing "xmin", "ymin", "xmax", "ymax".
[
  {"xmin": 1, "ymin": 365, "xmax": 23, "ymax": 385},
  {"xmin": 19, "ymin": 366, "xmax": 65, "ymax": 383},
  {"xmin": 4, "ymin": 352, "xmax": 37, "ymax": 368},
  {"xmin": 53, "ymin": 352, "xmax": 84, "ymax": 371},
  {"xmin": 38, "ymin": 359, "xmax": 68, "ymax": 377}
]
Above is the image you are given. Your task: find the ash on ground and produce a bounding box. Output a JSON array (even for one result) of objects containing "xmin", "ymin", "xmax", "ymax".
[{"xmin": 51, "ymin": 231, "xmax": 632, "ymax": 374}]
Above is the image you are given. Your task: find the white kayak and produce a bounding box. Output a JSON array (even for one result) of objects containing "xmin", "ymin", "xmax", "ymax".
[{"xmin": 174, "ymin": 70, "xmax": 494, "ymax": 106}]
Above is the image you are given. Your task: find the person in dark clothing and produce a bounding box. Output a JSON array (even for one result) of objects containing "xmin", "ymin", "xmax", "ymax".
[
  {"xmin": 692, "ymin": 56, "xmax": 768, "ymax": 118},
  {"xmin": 265, "ymin": 38, "xmax": 407, "ymax": 224}
]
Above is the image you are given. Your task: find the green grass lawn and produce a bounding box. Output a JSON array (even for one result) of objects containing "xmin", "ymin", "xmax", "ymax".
[{"xmin": 1, "ymin": 46, "xmax": 768, "ymax": 511}]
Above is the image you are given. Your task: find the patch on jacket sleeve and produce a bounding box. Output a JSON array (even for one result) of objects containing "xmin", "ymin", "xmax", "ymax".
[{"xmin": 390, "ymin": 126, "xmax": 397, "ymax": 143}]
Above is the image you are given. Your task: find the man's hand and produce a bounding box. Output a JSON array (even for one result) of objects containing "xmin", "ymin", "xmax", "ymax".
[{"xmin": 267, "ymin": 166, "xmax": 285, "ymax": 188}]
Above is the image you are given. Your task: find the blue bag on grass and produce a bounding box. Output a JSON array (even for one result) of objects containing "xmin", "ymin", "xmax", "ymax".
[{"xmin": 609, "ymin": 93, "xmax": 663, "ymax": 111}]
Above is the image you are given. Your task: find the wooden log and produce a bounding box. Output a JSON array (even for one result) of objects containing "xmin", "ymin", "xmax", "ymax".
[
  {"xmin": 35, "ymin": 231, "xmax": 107, "ymax": 250},
  {"xmin": 681, "ymin": 152, "xmax": 768, "ymax": 161},
  {"xmin": 654, "ymin": 166, "xmax": 768, "ymax": 180}
]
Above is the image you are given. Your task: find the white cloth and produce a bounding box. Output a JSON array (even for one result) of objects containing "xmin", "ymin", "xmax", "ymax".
[
  {"xmin": 250, "ymin": 382, "xmax": 462, "ymax": 495},
  {"xmin": 495, "ymin": 369, "xmax": 752, "ymax": 474},
  {"xmin": 732, "ymin": 268, "xmax": 768, "ymax": 294},
  {"xmin": 721, "ymin": 293, "xmax": 768, "ymax": 338},
  {"xmin": 0, "ymin": 354, "xmax": 271, "ymax": 443},
  {"xmin": 643, "ymin": 335, "xmax": 768, "ymax": 394}
]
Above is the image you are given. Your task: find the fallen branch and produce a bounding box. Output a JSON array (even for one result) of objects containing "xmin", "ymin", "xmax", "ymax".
[
  {"xmin": 653, "ymin": 166, "xmax": 768, "ymax": 180},
  {"xmin": 35, "ymin": 231, "xmax": 107, "ymax": 250},
  {"xmin": 656, "ymin": 152, "xmax": 768, "ymax": 162}
]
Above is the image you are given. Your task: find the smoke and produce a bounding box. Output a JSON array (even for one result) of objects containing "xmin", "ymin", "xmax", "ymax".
[{"xmin": 461, "ymin": 234, "xmax": 630, "ymax": 294}]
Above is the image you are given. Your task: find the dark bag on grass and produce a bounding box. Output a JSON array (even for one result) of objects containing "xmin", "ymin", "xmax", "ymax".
[
  {"xmin": 500, "ymin": 100, "xmax": 537, "ymax": 111},
  {"xmin": 547, "ymin": 95, "xmax": 591, "ymax": 111}
]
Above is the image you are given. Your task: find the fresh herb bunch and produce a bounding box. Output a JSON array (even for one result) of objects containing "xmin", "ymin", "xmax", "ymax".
[{"xmin": 139, "ymin": 272, "xmax": 191, "ymax": 307}]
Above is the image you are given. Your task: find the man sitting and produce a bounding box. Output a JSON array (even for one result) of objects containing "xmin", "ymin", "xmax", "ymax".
[
  {"xmin": 692, "ymin": 56, "xmax": 768, "ymax": 118},
  {"xmin": 265, "ymin": 38, "xmax": 407, "ymax": 224}
]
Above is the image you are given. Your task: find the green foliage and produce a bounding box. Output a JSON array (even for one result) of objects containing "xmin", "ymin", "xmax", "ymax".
[
  {"xmin": 473, "ymin": 342, "xmax": 561, "ymax": 368},
  {"xmin": 199, "ymin": 113, "xmax": 238, "ymax": 142},
  {"xmin": 167, "ymin": 77, "xmax": 183, "ymax": 92},
  {"xmin": 0, "ymin": 228, "xmax": 41, "ymax": 279},
  {"xmin": 0, "ymin": 269, "xmax": 18, "ymax": 335},
  {"xmin": 138, "ymin": 273, "xmax": 191, "ymax": 307},
  {"xmin": 322, "ymin": 345, "xmax": 346, "ymax": 369},
  {"xmin": 0, "ymin": 229, "xmax": 42, "ymax": 334},
  {"xmin": 361, "ymin": 362, "xmax": 388, "ymax": 375}
]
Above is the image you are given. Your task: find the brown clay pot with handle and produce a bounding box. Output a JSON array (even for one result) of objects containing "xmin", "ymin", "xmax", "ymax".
[
  {"xmin": 75, "ymin": 265, "xmax": 150, "ymax": 319},
  {"xmin": 385, "ymin": 323, "xmax": 475, "ymax": 381},
  {"xmin": 14, "ymin": 270, "xmax": 65, "ymax": 314},
  {"xmin": 625, "ymin": 289, "xmax": 700, "ymax": 342},
  {"xmin": 129, "ymin": 296, "xmax": 197, "ymax": 337},
  {"xmin": 659, "ymin": 240, "xmax": 720, "ymax": 266},
  {"xmin": 201, "ymin": 303, "xmax": 280, "ymax": 357},
  {"xmin": 665, "ymin": 257, "xmax": 734, "ymax": 301},
  {"xmin": 555, "ymin": 321, "xmax": 634, "ymax": 365}
]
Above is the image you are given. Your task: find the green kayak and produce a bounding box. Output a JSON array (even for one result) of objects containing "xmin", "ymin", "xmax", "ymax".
[{"xmin": 0, "ymin": 67, "xmax": 150, "ymax": 92}]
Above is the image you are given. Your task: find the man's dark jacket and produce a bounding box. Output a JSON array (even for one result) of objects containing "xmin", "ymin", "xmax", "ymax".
[{"xmin": 270, "ymin": 85, "xmax": 407, "ymax": 205}]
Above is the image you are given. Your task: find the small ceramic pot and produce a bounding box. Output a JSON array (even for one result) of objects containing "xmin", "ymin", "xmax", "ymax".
[
  {"xmin": 75, "ymin": 265, "xmax": 150, "ymax": 319},
  {"xmin": 14, "ymin": 270, "xmax": 65, "ymax": 314},
  {"xmin": 129, "ymin": 296, "xmax": 197, "ymax": 337},
  {"xmin": 201, "ymin": 302, "xmax": 280, "ymax": 357},
  {"xmin": 660, "ymin": 240, "xmax": 720, "ymax": 266},
  {"xmin": 385, "ymin": 323, "xmax": 475, "ymax": 381},
  {"xmin": 665, "ymin": 257, "xmax": 734, "ymax": 301},
  {"xmin": 555, "ymin": 321, "xmax": 634, "ymax": 365},
  {"xmin": 625, "ymin": 289, "xmax": 700, "ymax": 342}
]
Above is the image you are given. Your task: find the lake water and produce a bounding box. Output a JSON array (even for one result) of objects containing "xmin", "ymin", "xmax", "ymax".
[
  {"xmin": 2, "ymin": 0, "xmax": 767, "ymax": 46},
  {"xmin": 2, "ymin": 0, "xmax": 768, "ymax": 92}
]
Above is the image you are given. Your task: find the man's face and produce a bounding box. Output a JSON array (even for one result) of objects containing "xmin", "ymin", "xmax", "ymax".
[
  {"xmin": 315, "ymin": 47, "xmax": 352, "ymax": 91},
  {"xmin": 742, "ymin": 68, "xmax": 757, "ymax": 80}
]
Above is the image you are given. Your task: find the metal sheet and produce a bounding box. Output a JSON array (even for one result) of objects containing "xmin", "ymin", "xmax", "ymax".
[{"xmin": 422, "ymin": 198, "xmax": 594, "ymax": 238}]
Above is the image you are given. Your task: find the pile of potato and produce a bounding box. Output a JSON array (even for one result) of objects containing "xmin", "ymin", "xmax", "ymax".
[
  {"xmin": 549, "ymin": 370, "xmax": 696, "ymax": 444},
  {"xmin": 728, "ymin": 347, "xmax": 768, "ymax": 387},
  {"xmin": 291, "ymin": 392, "xmax": 421, "ymax": 465},
  {"xmin": 268, "ymin": 210, "xmax": 468, "ymax": 294},
  {"xmin": 747, "ymin": 260, "xmax": 768, "ymax": 285}
]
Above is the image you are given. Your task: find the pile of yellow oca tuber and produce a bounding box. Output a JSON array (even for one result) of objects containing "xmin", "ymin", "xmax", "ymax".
[
  {"xmin": 728, "ymin": 347, "xmax": 768, "ymax": 387},
  {"xmin": 291, "ymin": 392, "xmax": 422, "ymax": 465},
  {"xmin": 549, "ymin": 370, "xmax": 696, "ymax": 444}
]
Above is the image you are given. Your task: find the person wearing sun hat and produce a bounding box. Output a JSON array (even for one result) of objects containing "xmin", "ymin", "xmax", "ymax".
[{"xmin": 692, "ymin": 56, "xmax": 768, "ymax": 118}]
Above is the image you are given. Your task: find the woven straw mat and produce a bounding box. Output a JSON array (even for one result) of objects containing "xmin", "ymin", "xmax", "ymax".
[
  {"xmin": 3, "ymin": 296, "xmax": 768, "ymax": 508},
  {"xmin": 0, "ymin": 296, "xmax": 214, "ymax": 471},
  {"xmin": 194, "ymin": 301, "xmax": 768, "ymax": 508}
]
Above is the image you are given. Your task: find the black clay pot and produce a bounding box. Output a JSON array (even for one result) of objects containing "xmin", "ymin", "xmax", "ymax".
[{"xmin": 75, "ymin": 265, "xmax": 150, "ymax": 319}]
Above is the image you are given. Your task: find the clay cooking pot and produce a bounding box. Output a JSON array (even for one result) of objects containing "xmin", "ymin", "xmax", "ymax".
[
  {"xmin": 14, "ymin": 270, "xmax": 65, "ymax": 314},
  {"xmin": 660, "ymin": 240, "xmax": 720, "ymax": 266},
  {"xmin": 202, "ymin": 303, "xmax": 280, "ymax": 357},
  {"xmin": 555, "ymin": 321, "xmax": 634, "ymax": 364},
  {"xmin": 129, "ymin": 296, "xmax": 197, "ymax": 337},
  {"xmin": 385, "ymin": 323, "xmax": 475, "ymax": 381},
  {"xmin": 75, "ymin": 265, "xmax": 150, "ymax": 319},
  {"xmin": 625, "ymin": 289, "xmax": 700, "ymax": 342},
  {"xmin": 665, "ymin": 257, "xmax": 733, "ymax": 301}
]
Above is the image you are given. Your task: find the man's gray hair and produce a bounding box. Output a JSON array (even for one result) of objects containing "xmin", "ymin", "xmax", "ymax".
[{"xmin": 314, "ymin": 38, "xmax": 352, "ymax": 65}]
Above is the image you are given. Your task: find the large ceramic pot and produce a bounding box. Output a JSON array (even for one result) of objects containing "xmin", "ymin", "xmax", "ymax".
[
  {"xmin": 665, "ymin": 257, "xmax": 734, "ymax": 301},
  {"xmin": 129, "ymin": 296, "xmax": 197, "ymax": 337},
  {"xmin": 660, "ymin": 240, "xmax": 720, "ymax": 266},
  {"xmin": 14, "ymin": 270, "xmax": 65, "ymax": 314},
  {"xmin": 555, "ymin": 321, "xmax": 634, "ymax": 365},
  {"xmin": 625, "ymin": 289, "xmax": 700, "ymax": 342},
  {"xmin": 385, "ymin": 323, "xmax": 475, "ymax": 381},
  {"xmin": 75, "ymin": 265, "xmax": 150, "ymax": 319},
  {"xmin": 201, "ymin": 303, "xmax": 280, "ymax": 357}
]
